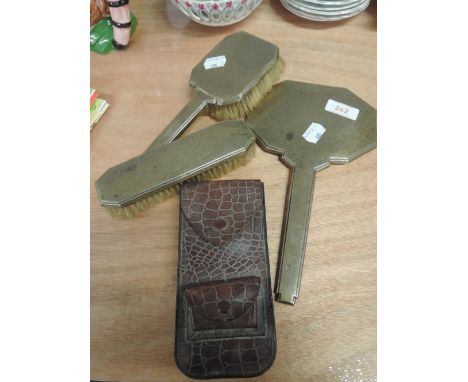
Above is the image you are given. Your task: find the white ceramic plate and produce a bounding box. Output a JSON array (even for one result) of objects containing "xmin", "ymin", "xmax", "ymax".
[{"xmin": 280, "ymin": 0, "xmax": 370, "ymax": 21}]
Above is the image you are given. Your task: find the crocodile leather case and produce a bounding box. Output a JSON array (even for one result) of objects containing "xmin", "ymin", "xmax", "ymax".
[{"xmin": 175, "ymin": 180, "xmax": 276, "ymax": 379}]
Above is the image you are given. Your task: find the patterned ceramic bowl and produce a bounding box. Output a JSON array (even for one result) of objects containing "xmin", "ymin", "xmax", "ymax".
[{"xmin": 169, "ymin": 0, "xmax": 263, "ymax": 26}]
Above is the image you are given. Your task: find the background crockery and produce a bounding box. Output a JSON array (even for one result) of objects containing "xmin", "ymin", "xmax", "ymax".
[{"xmin": 169, "ymin": 0, "xmax": 263, "ymax": 26}]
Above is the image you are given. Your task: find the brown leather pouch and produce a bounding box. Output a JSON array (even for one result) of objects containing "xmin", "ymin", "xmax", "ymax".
[{"xmin": 175, "ymin": 180, "xmax": 276, "ymax": 379}]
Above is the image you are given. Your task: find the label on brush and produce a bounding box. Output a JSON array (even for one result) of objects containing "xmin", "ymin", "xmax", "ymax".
[
  {"xmin": 204, "ymin": 55, "xmax": 227, "ymax": 70},
  {"xmin": 303, "ymin": 122, "xmax": 326, "ymax": 144},
  {"xmin": 325, "ymin": 99, "xmax": 360, "ymax": 120}
]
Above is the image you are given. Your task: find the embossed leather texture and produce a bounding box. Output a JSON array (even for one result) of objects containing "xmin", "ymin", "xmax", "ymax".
[{"xmin": 175, "ymin": 180, "xmax": 276, "ymax": 379}]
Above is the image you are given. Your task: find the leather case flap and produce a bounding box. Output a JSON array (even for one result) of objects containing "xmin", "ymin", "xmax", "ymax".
[
  {"xmin": 180, "ymin": 181, "xmax": 263, "ymax": 246},
  {"xmin": 185, "ymin": 276, "xmax": 260, "ymax": 331}
]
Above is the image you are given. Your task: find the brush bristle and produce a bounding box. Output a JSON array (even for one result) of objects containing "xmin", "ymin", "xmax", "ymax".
[
  {"xmin": 105, "ymin": 143, "xmax": 256, "ymax": 220},
  {"xmin": 204, "ymin": 57, "xmax": 285, "ymax": 120}
]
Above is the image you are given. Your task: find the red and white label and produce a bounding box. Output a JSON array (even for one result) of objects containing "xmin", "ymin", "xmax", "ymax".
[{"xmin": 325, "ymin": 99, "xmax": 359, "ymax": 120}]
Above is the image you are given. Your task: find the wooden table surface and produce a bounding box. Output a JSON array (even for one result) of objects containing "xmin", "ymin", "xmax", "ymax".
[{"xmin": 91, "ymin": 1, "xmax": 376, "ymax": 381}]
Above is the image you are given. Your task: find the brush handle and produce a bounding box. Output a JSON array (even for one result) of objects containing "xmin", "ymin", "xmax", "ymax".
[
  {"xmin": 275, "ymin": 165, "xmax": 316, "ymax": 305},
  {"xmin": 145, "ymin": 91, "xmax": 212, "ymax": 153}
]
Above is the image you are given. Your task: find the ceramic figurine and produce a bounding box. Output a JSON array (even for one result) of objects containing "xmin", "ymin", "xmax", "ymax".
[{"xmin": 90, "ymin": 0, "xmax": 137, "ymax": 54}]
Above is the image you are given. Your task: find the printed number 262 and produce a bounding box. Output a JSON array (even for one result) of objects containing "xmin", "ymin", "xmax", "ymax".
[{"xmin": 335, "ymin": 105, "xmax": 349, "ymax": 114}]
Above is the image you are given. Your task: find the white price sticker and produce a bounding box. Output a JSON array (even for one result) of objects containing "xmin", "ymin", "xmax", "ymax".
[
  {"xmin": 204, "ymin": 55, "xmax": 227, "ymax": 70},
  {"xmin": 303, "ymin": 122, "xmax": 326, "ymax": 144},
  {"xmin": 325, "ymin": 99, "xmax": 360, "ymax": 120}
]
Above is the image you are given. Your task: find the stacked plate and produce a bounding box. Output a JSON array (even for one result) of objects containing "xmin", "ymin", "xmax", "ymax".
[{"xmin": 279, "ymin": 0, "xmax": 371, "ymax": 22}]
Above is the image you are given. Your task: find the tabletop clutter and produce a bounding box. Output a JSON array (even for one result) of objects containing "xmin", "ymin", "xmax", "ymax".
[
  {"xmin": 90, "ymin": 89, "xmax": 109, "ymax": 130},
  {"xmin": 90, "ymin": 0, "xmax": 371, "ymax": 54},
  {"xmin": 168, "ymin": 0, "xmax": 371, "ymax": 26},
  {"xmin": 94, "ymin": 31, "xmax": 376, "ymax": 379}
]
